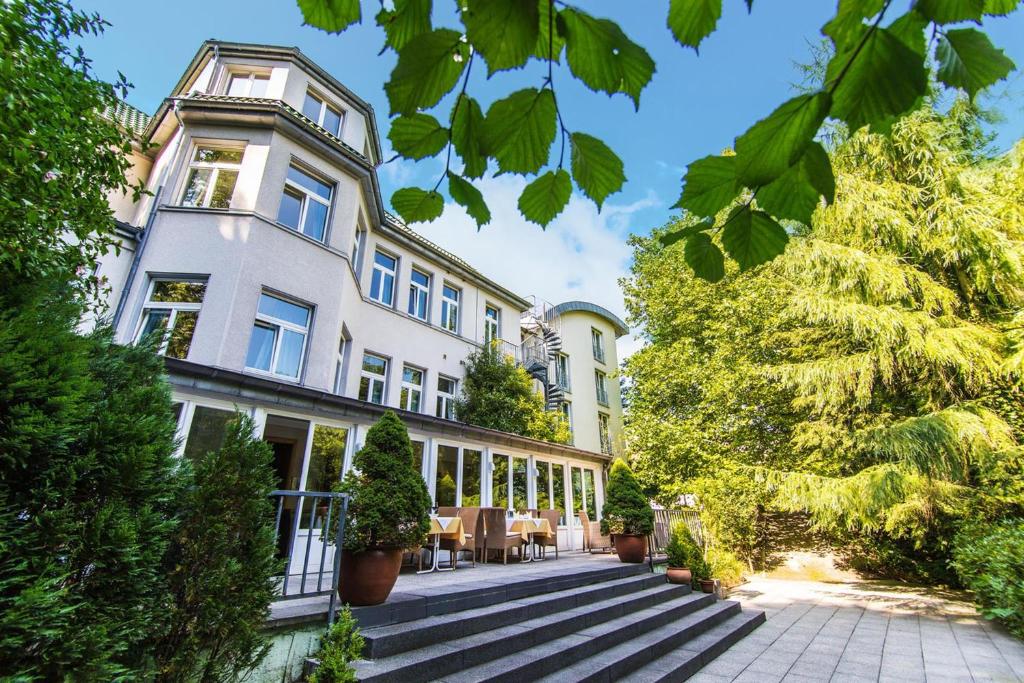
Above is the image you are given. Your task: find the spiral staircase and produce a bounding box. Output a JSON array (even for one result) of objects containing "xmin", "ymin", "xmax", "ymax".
[{"xmin": 520, "ymin": 302, "xmax": 565, "ymax": 412}]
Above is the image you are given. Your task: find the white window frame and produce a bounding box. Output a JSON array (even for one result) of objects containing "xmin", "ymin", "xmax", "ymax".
[
  {"xmin": 134, "ymin": 278, "xmax": 206, "ymax": 358},
  {"xmin": 595, "ymin": 369, "xmax": 609, "ymax": 406},
  {"xmin": 359, "ymin": 352, "xmax": 388, "ymax": 405},
  {"xmin": 278, "ymin": 163, "xmax": 333, "ymax": 242},
  {"xmin": 592, "ymin": 327, "xmax": 606, "ymax": 363},
  {"xmin": 333, "ymin": 336, "xmax": 347, "ymax": 395},
  {"xmin": 225, "ymin": 70, "xmax": 270, "ymax": 97},
  {"xmin": 408, "ymin": 268, "xmax": 431, "ymax": 321},
  {"xmin": 555, "ymin": 352, "xmax": 571, "ymax": 391},
  {"xmin": 352, "ymin": 225, "xmax": 366, "ymax": 274},
  {"xmin": 598, "ymin": 412, "xmax": 611, "ymax": 455},
  {"xmin": 400, "ymin": 365, "xmax": 425, "ymax": 412},
  {"xmin": 245, "ymin": 292, "xmax": 311, "ymax": 381},
  {"xmin": 180, "ymin": 143, "xmax": 244, "ymax": 209},
  {"xmin": 370, "ymin": 249, "xmax": 398, "ymax": 307},
  {"xmin": 302, "ymin": 90, "xmax": 344, "ymax": 137},
  {"xmin": 441, "ymin": 283, "xmax": 461, "ymax": 334},
  {"xmin": 436, "ymin": 375, "xmax": 457, "ymax": 420},
  {"xmin": 484, "ymin": 304, "xmax": 501, "ymax": 343},
  {"xmin": 559, "ymin": 401, "xmax": 573, "ymax": 437}
]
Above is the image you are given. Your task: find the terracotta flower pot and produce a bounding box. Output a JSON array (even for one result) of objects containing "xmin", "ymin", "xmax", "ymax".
[
  {"xmin": 666, "ymin": 567, "xmax": 692, "ymax": 585},
  {"xmin": 614, "ymin": 533, "xmax": 648, "ymax": 563},
  {"xmin": 699, "ymin": 579, "xmax": 716, "ymax": 594},
  {"xmin": 338, "ymin": 546, "xmax": 403, "ymax": 606}
]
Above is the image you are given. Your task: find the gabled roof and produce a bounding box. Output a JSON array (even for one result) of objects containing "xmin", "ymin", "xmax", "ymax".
[{"xmin": 547, "ymin": 301, "xmax": 629, "ymax": 337}]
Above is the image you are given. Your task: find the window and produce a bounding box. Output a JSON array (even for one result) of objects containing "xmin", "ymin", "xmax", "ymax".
[
  {"xmin": 559, "ymin": 401, "xmax": 573, "ymax": 439},
  {"xmin": 595, "ymin": 369, "xmax": 609, "ymax": 406},
  {"xmin": 352, "ymin": 225, "xmax": 366, "ymax": 273},
  {"xmin": 592, "ymin": 327, "xmax": 606, "ymax": 363},
  {"xmin": 370, "ymin": 250, "xmax": 397, "ymax": 306},
  {"xmin": 441, "ymin": 284, "xmax": 460, "ymax": 333},
  {"xmin": 181, "ymin": 146, "xmax": 243, "ymax": 209},
  {"xmin": 302, "ymin": 90, "xmax": 343, "ymax": 137},
  {"xmin": 136, "ymin": 279, "xmax": 206, "ymax": 359},
  {"xmin": 461, "ymin": 449, "xmax": 482, "ymax": 506},
  {"xmin": 552, "ymin": 463, "xmax": 566, "ymax": 525},
  {"xmin": 554, "ymin": 352, "xmax": 571, "ymax": 391},
  {"xmin": 400, "ymin": 365, "xmax": 424, "ymax": 412},
  {"xmin": 436, "ymin": 375, "xmax": 457, "ymax": 420},
  {"xmin": 408, "ymin": 268, "xmax": 430, "ymax": 320},
  {"xmin": 598, "ymin": 412, "xmax": 612, "ymax": 455},
  {"xmin": 183, "ymin": 406, "xmax": 234, "ymax": 461},
  {"xmin": 332, "ymin": 335, "xmax": 347, "ymax": 395},
  {"xmin": 226, "ymin": 71, "xmax": 269, "ymax": 97},
  {"xmin": 277, "ymin": 165, "xmax": 332, "ymax": 242},
  {"xmin": 484, "ymin": 304, "xmax": 501, "ymax": 343},
  {"xmin": 358, "ymin": 353, "xmax": 388, "ymax": 404},
  {"xmin": 492, "ymin": 454, "xmax": 509, "ymax": 510},
  {"xmin": 245, "ymin": 292, "xmax": 311, "ymax": 380},
  {"xmin": 436, "ymin": 445, "xmax": 458, "ymax": 507}
]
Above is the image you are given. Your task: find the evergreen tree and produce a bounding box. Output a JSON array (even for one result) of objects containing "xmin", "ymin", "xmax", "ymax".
[
  {"xmin": 600, "ymin": 460, "xmax": 654, "ymax": 536},
  {"xmin": 155, "ymin": 414, "xmax": 280, "ymax": 682}
]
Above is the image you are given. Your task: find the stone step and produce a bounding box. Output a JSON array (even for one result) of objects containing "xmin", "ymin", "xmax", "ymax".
[
  {"xmin": 362, "ymin": 572, "xmax": 671, "ymax": 658},
  {"xmin": 429, "ymin": 593, "xmax": 722, "ymax": 683},
  {"xmin": 352, "ymin": 590, "xmax": 715, "ymax": 683}
]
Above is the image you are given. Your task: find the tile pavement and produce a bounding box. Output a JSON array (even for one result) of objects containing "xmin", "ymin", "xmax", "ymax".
[{"xmin": 690, "ymin": 578, "xmax": 1024, "ymax": 683}]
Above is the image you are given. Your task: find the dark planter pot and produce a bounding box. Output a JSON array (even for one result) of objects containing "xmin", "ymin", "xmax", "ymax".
[
  {"xmin": 614, "ymin": 534, "xmax": 648, "ymax": 563},
  {"xmin": 338, "ymin": 546, "xmax": 403, "ymax": 606},
  {"xmin": 699, "ymin": 579, "xmax": 716, "ymax": 594},
  {"xmin": 666, "ymin": 567, "xmax": 692, "ymax": 585}
]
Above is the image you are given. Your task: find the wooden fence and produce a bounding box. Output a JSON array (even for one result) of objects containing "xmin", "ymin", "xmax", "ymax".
[{"xmin": 650, "ymin": 507, "xmax": 704, "ymax": 555}]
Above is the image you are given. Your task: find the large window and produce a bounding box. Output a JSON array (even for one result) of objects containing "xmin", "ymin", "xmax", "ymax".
[
  {"xmin": 552, "ymin": 463, "xmax": 566, "ymax": 524},
  {"xmin": 370, "ymin": 250, "xmax": 397, "ymax": 306},
  {"xmin": 183, "ymin": 406, "xmax": 234, "ymax": 461},
  {"xmin": 306, "ymin": 424, "xmax": 349, "ymax": 491},
  {"xmin": 598, "ymin": 412, "xmax": 611, "ymax": 454},
  {"xmin": 484, "ymin": 304, "xmax": 501, "ymax": 343},
  {"xmin": 592, "ymin": 327, "xmax": 606, "ymax": 363},
  {"xmin": 411, "ymin": 440, "xmax": 426, "ymax": 477},
  {"xmin": 492, "ymin": 454, "xmax": 509, "ymax": 510},
  {"xmin": 462, "ymin": 449, "xmax": 482, "ymax": 506},
  {"xmin": 436, "ymin": 445, "xmax": 459, "ymax": 507},
  {"xmin": 436, "ymin": 375, "xmax": 457, "ymax": 420},
  {"xmin": 277, "ymin": 165, "xmax": 332, "ymax": 242},
  {"xmin": 559, "ymin": 401, "xmax": 573, "ymax": 441},
  {"xmin": 302, "ymin": 90, "xmax": 343, "ymax": 137},
  {"xmin": 226, "ymin": 71, "xmax": 269, "ymax": 97},
  {"xmin": 400, "ymin": 365, "xmax": 424, "ymax": 412},
  {"xmin": 181, "ymin": 146, "xmax": 243, "ymax": 209},
  {"xmin": 583, "ymin": 469, "xmax": 597, "ymax": 519},
  {"xmin": 136, "ymin": 279, "xmax": 206, "ymax": 359},
  {"xmin": 595, "ymin": 370, "xmax": 609, "ymax": 406},
  {"xmin": 245, "ymin": 292, "xmax": 310, "ymax": 380},
  {"xmin": 408, "ymin": 268, "xmax": 430, "ymax": 320},
  {"xmin": 537, "ymin": 461, "xmax": 551, "ymax": 510},
  {"xmin": 555, "ymin": 353, "xmax": 571, "ymax": 391},
  {"xmin": 441, "ymin": 284, "xmax": 460, "ymax": 333},
  {"xmin": 358, "ymin": 353, "xmax": 388, "ymax": 404},
  {"xmin": 512, "ymin": 456, "xmax": 528, "ymax": 512}
]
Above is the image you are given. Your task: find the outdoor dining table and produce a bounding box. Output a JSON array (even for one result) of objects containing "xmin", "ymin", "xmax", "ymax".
[
  {"xmin": 417, "ymin": 515, "xmax": 466, "ymax": 574},
  {"xmin": 508, "ymin": 517, "xmax": 553, "ymax": 562}
]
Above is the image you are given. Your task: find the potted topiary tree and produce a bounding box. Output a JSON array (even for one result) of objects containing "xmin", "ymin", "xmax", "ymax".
[
  {"xmin": 600, "ymin": 460, "xmax": 654, "ymax": 563},
  {"xmin": 338, "ymin": 411, "xmax": 431, "ymax": 606},
  {"xmin": 665, "ymin": 521, "xmax": 702, "ymax": 586}
]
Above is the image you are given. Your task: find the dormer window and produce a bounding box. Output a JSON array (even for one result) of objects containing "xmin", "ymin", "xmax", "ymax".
[
  {"xmin": 226, "ymin": 71, "xmax": 269, "ymax": 98},
  {"xmin": 302, "ymin": 90, "xmax": 343, "ymax": 137}
]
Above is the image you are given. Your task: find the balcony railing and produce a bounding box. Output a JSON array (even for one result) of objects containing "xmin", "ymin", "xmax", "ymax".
[{"xmin": 271, "ymin": 489, "xmax": 349, "ymax": 625}]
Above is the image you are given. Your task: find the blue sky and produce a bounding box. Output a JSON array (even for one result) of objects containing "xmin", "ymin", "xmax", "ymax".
[{"xmin": 77, "ymin": 1, "xmax": 1024, "ymax": 353}]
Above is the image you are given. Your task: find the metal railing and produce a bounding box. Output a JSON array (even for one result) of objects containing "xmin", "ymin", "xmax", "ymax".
[
  {"xmin": 649, "ymin": 508, "xmax": 704, "ymax": 555},
  {"xmin": 270, "ymin": 490, "xmax": 349, "ymax": 624}
]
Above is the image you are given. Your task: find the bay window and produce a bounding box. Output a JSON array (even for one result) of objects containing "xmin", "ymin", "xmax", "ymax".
[
  {"xmin": 226, "ymin": 71, "xmax": 269, "ymax": 97},
  {"xmin": 302, "ymin": 90, "xmax": 343, "ymax": 137},
  {"xmin": 181, "ymin": 145, "xmax": 244, "ymax": 209},
  {"xmin": 136, "ymin": 278, "xmax": 206, "ymax": 359},
  {"xmin": 245, "ymin": 292, "xmax": 311, "ymax": 380},
  {"xmin": 277, "ymin": 164, "xmax": 332, "ymax": 242}
]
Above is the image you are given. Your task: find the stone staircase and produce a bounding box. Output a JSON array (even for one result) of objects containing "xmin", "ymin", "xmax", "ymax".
[{"xmin": 349, "ymin": 564, "xmax": 764, "ymax": 682}]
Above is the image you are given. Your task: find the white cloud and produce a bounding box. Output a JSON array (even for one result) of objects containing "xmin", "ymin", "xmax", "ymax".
[{"xmin": 408, "ymin": 175, "xmax": 657, "ymax": 361}]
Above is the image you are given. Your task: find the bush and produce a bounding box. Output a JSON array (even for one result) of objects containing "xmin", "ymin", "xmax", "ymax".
[
  {"xmin": 664, "ymin": 522, "xmax": 707, "ymax": 581},
  {"xmin": 688, "ymin": 467, "xmax": 768, "ymax": 571},
  {"xmin": 154, "ymin": 414, "xmax": 281, "ymax": 681},
  {"xmin": 601, "ymin": 460, "xmax": 654, "ymax": 536},
  {"xmin": 951, "ymin": 519, "xmax": 1024, "ymax": 638},
  {"xmin": 707, "ymin": 546, "xmax": 746, "ymax": 587},
  {"xmin": 309, "ymin": 607, "xmax": 364, "ymax": 683},
  {"xmin": 340, "ymin": 411, "xmax": 431, "ymax": 552}
]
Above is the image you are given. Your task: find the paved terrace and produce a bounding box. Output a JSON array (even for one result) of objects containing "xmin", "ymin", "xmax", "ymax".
[{"xmin": 693, "ymin": 577, "xmax": 1024, "ymax": 683}]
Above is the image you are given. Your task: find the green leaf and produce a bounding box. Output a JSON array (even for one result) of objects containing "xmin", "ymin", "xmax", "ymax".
[
  {"xmin": 569, "ymin": 132, "xmax": 625, "ymax": 210},
  {"xmin": 667, "ymin": 0, "xmax": 722, "ymax": 51},
  {"xmin": 984, "ymin": 0, "xmax": 1020, "ymax": 15},
  {"xmin": 675, "ymin": 154, "xmax": 738, "ymax": 217},
  {"xmin": 392, "ymin": 187, "xmax": 444, "ymax": 223},
  {"xmin": 822, "ymin": 0, "xmax": 884, "ymax": 49},
  {"xmin": 298, "ymin": 0, "xmax": 361, "ymax": 33},
  {"xmin": 916, "ymin": 0, "xmax": 985, "ymax": 23},
  {"xmin": 886, "ymin": 10, "xmax": 929, "ymax": 55},
  {"xmin": 684, "ymin": 233, "xmax": 725, "ymax": 282},
  {"xmin": 376, "ymin": 0, "xmax": 432, "ymax": 52},
  {"xmin": 534, "ymin": 0, "xmax": 565, "ymax": 62},
  {"xmin": 659, "ymin": 218, "xmax": 713, "ymax": 247},
  {"xmin": 756, "ymin": 142, "xmax": 834, "ymax": 225},
  {"xmin": 388, "ymin": 113, "xmax": 448, "ymax": 160},
  {"xmin": 448, "ymin": 173, "xmax": 491, "ymax": 228},
  {"xmin": 559, "ymin": 9, "xmax": 655, "ymax": 109},
  {"xmin": 463, "ymin": 0, "xmax": 539, "ymax": 74},
  {"xmin": 450, "ymin": 94, "xmax": 488, "ymax": 179},
  {"xmin": 384, "ymin": 29, "xmax": 469, "ymax": 116},
  {"xmin": 734, "ymin": 92, "xmax": 831, "ymax": 188},
  {"xmin": 721, "ymin": 206, "xmax": 789, "ymax": 270},
  {"xmin": 518, "ymin": 170, "xmax": 572, "ymax": 227},
  {"xmin": 826, "ymin": 26, "xmax": 927, "ymax": 132},
  {"xmin": 482, "ymin": 88, "xmax": 556, "ymax": 175},
  {"xmin": 936, "ymin": 28, "xmax": 1016, "ymax": 99}
]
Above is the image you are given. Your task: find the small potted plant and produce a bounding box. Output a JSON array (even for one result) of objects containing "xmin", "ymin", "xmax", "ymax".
[
  {"xmin": 600, "ymin": 460, "xmax": 654, "ymax": 563},
  {"xmin": 664, "ymin": 521, "xmax": 702, "ymax": 586},
  {"xmin": 338, "ymin": 411, "xmax": 431, "ymax": 605}
]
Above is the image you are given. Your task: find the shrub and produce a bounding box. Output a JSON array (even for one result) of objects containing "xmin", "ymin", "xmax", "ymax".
[
  {"xmin": 707, "ymin": 546, "xmax": 746, "ymax": 587},
  {"xmin": 688, "ymin": 467, "xmax": 768, "ymax": 571},
  {"xmin": 154, "ymin": 414, "xmax": 280, "ymax": 681},
  {"xmin": 340, "ymin": 411, "xmax": 431, "ymax": 552},
  {"xmin": 665, "ymin": 522, "xmax": 706, "ymax": 578},
  {"xmin": 951, "ymin": 519, "xmax": 1024, "ymax": 638},
  {"xmin": 601, "ymin": 460, "xmax": 654, "ymax": 536},
  {"xmin": 309, "ymin": 607, "xmax": 364, "ymax": 683}
]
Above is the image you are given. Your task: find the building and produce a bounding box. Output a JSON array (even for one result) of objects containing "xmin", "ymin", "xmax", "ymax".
[{"xmin": 94, "ymin": 40, "xmax": 628, "ymax": 551}]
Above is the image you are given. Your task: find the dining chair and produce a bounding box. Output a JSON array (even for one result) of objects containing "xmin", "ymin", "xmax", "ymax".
[
  {"xmin": 436, "ymin": 506, "xmax": 460, "ymax": 517},
  {"xmin": 534, "ymin": 509, "xmax": 561, "ymax": 559},
  {"xmin": 440, "ymin": 506, "xmax": 483, "ymax": 567},
  {"xmin": 578, "ymin": 510, "xmax": 613, "ymax": 553},
  {"xmin": 483, "ymin": 507, "xmax": 523, "ymax": 564}
]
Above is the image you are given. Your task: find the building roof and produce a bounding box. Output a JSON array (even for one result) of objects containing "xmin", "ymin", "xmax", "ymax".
[
  {"xmin": 547, "ymin": 301, "xmax": 629, "ymax": 337},
  {"xmin": 101, "ymin": 99, "xmax": 151, "ymax": 137}
]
